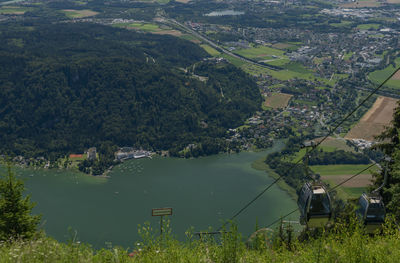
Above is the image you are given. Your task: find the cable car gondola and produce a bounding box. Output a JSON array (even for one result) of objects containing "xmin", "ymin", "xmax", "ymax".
[
  {"xmin": 356, "ymin": 157, "xmax": 390, "ymax": 234},
  {"xmin": 298, "ymin": 182, "xmax": 332, "ymax": 228},
  {"xmin": 356, "ymin": 193, "xmax": 385, "ymax": 234}
]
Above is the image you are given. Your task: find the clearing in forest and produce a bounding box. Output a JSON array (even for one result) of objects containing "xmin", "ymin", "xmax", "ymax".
[
  {"xmin": 340, "ymin": 0, "xmax": 381, "ymax": 8},
  {"xmin": 114, "ymin": 22, "xmax": 182, "ymax": 36},
  {"xmin": 153, "ymin": 30, "xmax": 182, "ymax": 36},
  {"xmin": 200, "ymin": 44, "xmax": 220, "ymax": 56},
  {"xmin": 264, "ymin": 92, "xmax": 293, "ymax": 109},
  {"xmin": 345, "ymin": 96, "xmax": 398, "ymax": 141},
  {"xmin": 62, "ymin": 9, "xmax": 99, "ymax": 18},
  {"xmin": 0, "ymin": 6, "xmax": 31, "ymax": 14}
]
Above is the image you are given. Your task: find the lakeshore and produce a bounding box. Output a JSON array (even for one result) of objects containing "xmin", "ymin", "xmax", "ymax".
[{"xmin": 5, "ymin": 141, "xmax": 299, "ymax": 248}]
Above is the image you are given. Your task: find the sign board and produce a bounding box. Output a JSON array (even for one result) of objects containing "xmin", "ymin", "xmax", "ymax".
[{"xmin": 152, "ymin": 207, "xmax": 172, "ymax": 217}]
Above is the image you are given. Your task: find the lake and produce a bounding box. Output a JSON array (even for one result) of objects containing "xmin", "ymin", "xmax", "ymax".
[{"xmin": 12, "ymin": 141, "xmax": 298, "ymax": 248}]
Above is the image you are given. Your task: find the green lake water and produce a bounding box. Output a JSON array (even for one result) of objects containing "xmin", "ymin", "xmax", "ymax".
[{"xmin": 12, "ymin": 141, "xmax": 298, "ymax": 248}]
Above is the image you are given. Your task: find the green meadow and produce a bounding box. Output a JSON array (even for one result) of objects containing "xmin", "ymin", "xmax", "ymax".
[
  {"xmin": 368, "ymin": 57, "xmax": 400, "ymax": 89},
  {"xmin": 113, "ymin": 23, "xmax": 161, "ymax": 32},
  {"xmin": 233, "ymin": 45, "xmax": 286, "ymax": 60},
  {"xmin": 200, "ymin": 44, "xmax": 220, "ymax": 56},
  {"xmin": 357, "ymin": 23, "xmax": 380, "ymax": 30},
  {"xmin": 310, "ymin": 164, "xmax": 378, "ymax": 176}
]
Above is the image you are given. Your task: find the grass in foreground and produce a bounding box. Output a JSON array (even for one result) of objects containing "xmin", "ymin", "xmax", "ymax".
[{"xmin": 2, "ymin": 219, "xmax": 400, "ymax": 262}]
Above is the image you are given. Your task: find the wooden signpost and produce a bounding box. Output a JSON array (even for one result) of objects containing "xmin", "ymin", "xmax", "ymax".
[{"xmin": 152, "ymin": 207, "xmax": 172, "ymax": 236}]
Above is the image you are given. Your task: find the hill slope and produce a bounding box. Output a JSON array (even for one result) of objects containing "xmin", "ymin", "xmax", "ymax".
[{"xmin": 0, "ymin": 23, "xmax": 261, "ymax": 158}]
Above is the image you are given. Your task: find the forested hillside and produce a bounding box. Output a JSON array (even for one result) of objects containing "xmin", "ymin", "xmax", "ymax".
[{"xmin": 0, "ymin": 22, "xmax": 261, "ymax": 159}]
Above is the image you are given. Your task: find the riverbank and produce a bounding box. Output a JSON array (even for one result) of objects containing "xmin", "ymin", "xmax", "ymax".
[{"xmin": 251, "ymin": 156, "xmax": 298, "ymax": 201}]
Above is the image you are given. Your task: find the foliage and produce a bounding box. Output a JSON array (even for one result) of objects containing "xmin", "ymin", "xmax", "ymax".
[
  {"xmin": 374, "ymin": 101, "xmax": 400, "ymax": 221},
  {"xmin": 0, "ymin": 165, "xmax": 41, "ymax": 241},
  {"xmin": 0, "ymin": 22, "xmax": 260, "ymax": 161},
  {"xmin": 308, "ymin": 149, "xmax": 370, "ymax": 165},
  {"xmin": 1, "ymin": 219, "xmax": 400, "ymax": 262},
  {"xmin": 265, "ymin": 136, "xmax": 312, "ymax": 193}
]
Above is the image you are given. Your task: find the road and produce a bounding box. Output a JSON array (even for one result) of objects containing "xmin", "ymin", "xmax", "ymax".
[
  {"xmin": 354, "ymin": 86, "xmax": 400, "ymax": 99},
  {"xmin": 164, "ymin": 18, "xmax": 277, "ymax": 71}
]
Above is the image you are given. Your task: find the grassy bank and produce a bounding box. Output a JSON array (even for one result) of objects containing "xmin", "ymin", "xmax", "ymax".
[
  {"xmin": 2, "ymin": 220, "xmax": 400, "ymax": 262},
  {"xmin": 252, "ymin": 156, "xmax": 298, "ymax": 200}
]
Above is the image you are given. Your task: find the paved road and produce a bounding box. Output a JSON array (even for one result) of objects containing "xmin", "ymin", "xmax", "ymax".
[
  {"xmin": 354, "ymin": 86, "xmax": 400, "ymax": 99},
  {"xmin": 165, "ymin": 18, "xmax": 277, "ymax": 70}
]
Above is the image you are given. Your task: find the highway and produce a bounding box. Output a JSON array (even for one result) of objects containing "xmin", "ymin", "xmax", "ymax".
[{"xmin": 164, "ymin": 18, "xmax": 277, "ymax": 71}]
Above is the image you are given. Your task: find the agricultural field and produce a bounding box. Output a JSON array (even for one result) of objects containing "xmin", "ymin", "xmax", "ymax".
[
  {"xmin": 340, "ymin": 0, "xmax": 381, "ymax": 8},
  {"xmin": 200, "ymin": 44, "xmax": 220, "ymax": 56},
  {"xmin": 314, "ymin": 137, "xmax": 355, "ymax": 152},
  {"xmin": 114, "ymin": 22, "xmax": 184, "ymax": 37},
  {"xmin": 346, "ymin": 96, "xmax": 399, "ymax": 141},
  {"xmin": 62, "ymin": 9, "xmax": 98, "ymax": 18},
  {"xmin": 272, "ymin": 42, "xmax": 299, "ymax": 51},
  {"xmin": 0, "ymin": 6, "xmax": 31, "ymax": 14},
  {"xmin": 221, "ymin": 53, "xmax": 246, "ymax": 67},
  {"xmin": 357, "ymin": 23, "xmax": 380, "ymax": 30},
  {"xmin": 122, "ymin": 23, "xmax": 160, "ymax": 31},
  {"xmin": 330, "ymin": 20, "xmax": 353, "ymax": 27},
  {"xmin": 312, "ymin": 164, "xmax": 379, "ymax": 199},
  {"xmin": 233, "ymin": 45, "xmax": 286, "ymax": 61},
  {"xmin": 264, "ymin": 92, "xmax": 293, "ymax": 109},
  {"xmin": 179, "ymin": 34, "xmax": 201, "ymax": 43},
  {"xmin": 368, "ymin": 57, "xmax": 400, "ymax": 89},
  {"xmin": 266, "ymin": 58, "xmax": 291, "ymax": 66},
  {"xmin": 153, "ymin": 30, "xmax": 182, "ymax": 36},
  {"xmin": 311, "ymin": 164, "xmax": 377, "ymax": 176},
  {"xmin": 343, "ymin": 52, "xmax": 354, "ymax": 61}
]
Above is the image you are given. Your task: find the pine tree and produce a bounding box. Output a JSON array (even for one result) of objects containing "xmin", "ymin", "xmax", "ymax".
[
  {"xmin": 0, "ymin": 165, "xmax": 41, "ymax": 241},
  {"xmin": 375, "ymin": 102, "xmax": 400, "ymax": 220}
]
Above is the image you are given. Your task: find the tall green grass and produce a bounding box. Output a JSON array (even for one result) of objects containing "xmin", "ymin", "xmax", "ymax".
[{"xmin": 2, "ymin": 217, "xmax": 400, "ymax": 262}]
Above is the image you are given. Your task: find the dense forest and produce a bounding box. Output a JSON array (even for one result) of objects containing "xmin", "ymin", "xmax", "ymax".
[
  {"xmin": 308, "ymin": 149, "xmax": 370, "ymax": 165},
  {"xmin": 0, "ymin": 22, "xmax": 261, "ymax": 160}
]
